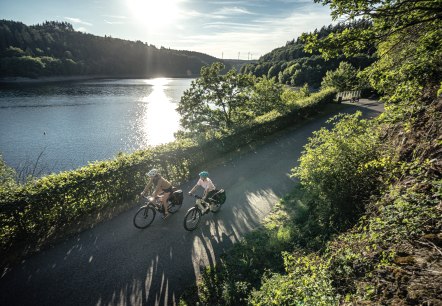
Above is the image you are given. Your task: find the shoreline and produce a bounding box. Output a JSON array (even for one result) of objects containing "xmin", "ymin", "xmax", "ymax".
[
  {"xmin": 0, "ymin": 75, "xmax": 106, "ymax": 85},
  {"xmin": 0, "ymin": 74, "xmax": 199, "ymax": 85}
]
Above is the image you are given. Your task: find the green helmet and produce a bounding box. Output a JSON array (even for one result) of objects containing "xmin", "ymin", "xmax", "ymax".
[{"xmin": 199, "ymin": 171, "xmax": 209, "ymax": 177}]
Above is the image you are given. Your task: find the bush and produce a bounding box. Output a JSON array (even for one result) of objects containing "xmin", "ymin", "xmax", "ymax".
[
  {"xmin": 249, "ymin": 253, "xmax": 337, "ymax": 306},
  {"xmin": 0, "ymin": 140, "xmax": 198, "ymax": 257},
  {"xmin": 292, "ymin": 111, "xmax": 383, "ymax": 232}
]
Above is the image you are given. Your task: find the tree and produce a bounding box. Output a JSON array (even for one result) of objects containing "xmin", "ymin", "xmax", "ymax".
[
  {"xmin": 177, "ymin": 62, "xmax": 254, "ymax": 139},
  {"xmin": 248, "ymin": 76, "xmax": 285, "ymax": 116},
  {"xmin": 321, "ymin": 61, "xmax": 366, "ymax": 91},
  {"xmin": 304, "ymin": 0, "xmax": 442, "ymax": 109}
]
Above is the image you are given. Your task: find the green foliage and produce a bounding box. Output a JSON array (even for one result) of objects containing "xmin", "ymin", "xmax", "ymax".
[
  {"xmin": 178, "ymin": 63, "xmax": 320, "ymax": 141},
  {"xmin": 305, "ymin": 0, "xmax": 442, "ymax": 113},
  {"xmin": 0, "ymin": 154, "xmax": 17, "ymax": 191},
  {"xmin": 325, "ymin": 169, "xmax": 441, "ymax": 303},
  {"xmin": 250, "ymin": 253, "xmax": 337, "ymax": 306},
  {"xmin": 195, "ymin": 229, "xmax": 289, "ymax": 306},
  {"xmin": 0, "ymin": 20, "xmax": 227, "ymax": 78},
  {"xmin": 0, "ymin": 140, "xmax": 200, "ymax": 256},
  {"xmin": 321, "ymin": 61, "xmax": 368, "ymax": 91},
  {"xmin": 281, "ymin": 84, "xmax": 310, "ymax": 109},
  {"xmin": 363, "ymin": 24, "xmax": 442, "ymax": 115},
  {"xmin": 248, "ymin": 76, "xmax": 285, "ymax": 116},
  {"xmin": 244, "ymin": 20, "xmax": 375, "ymax": 88},
  {"xmin": 292, "ymin": 112, "xmax": 383, "ymax": 231},
  {"xmin": 3, "ymin": 46, "xmax": 25, "ymax": 57},
  {"xmin": 177, "ymin": 62, "xmax": 255, "ymax": 139}
]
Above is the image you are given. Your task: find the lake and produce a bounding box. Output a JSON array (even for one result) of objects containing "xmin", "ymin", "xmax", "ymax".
[{"xmin": 0, "ymin": 78, "xmax": 193, "ymax": 175}]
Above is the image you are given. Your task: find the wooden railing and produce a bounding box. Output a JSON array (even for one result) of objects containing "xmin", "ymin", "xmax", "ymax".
[{"xmin": 336, "ymin": 90, "xmax": 361, "ymax": 103}]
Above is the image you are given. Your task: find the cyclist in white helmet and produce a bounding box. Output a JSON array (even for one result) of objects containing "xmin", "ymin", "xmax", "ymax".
[{"xmin": 141, "ymin": 169, "xmax": 173, "ymax": 219}]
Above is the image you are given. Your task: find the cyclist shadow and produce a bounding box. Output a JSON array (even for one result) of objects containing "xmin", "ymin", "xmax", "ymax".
[{"xmin": 139, "ymin": 191, "xmax": 264, "ymax": 305}]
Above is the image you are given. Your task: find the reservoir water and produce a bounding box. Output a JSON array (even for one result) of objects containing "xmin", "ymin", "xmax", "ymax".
[{"xmin": 0, "ymin": 78, "xmax": 193, "ymax": 175}]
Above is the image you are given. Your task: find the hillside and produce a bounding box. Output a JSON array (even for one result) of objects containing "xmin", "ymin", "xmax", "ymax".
[
  {"xmin": 0, "ymin": 20, "xmax": 230, "ymax": 79},
  {"xmin": 241, "ymin": 20, "xmax": 375, "ymax": 88}
]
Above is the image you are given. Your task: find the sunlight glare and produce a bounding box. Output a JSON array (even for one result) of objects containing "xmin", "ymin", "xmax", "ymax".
[
  {"xmin": 127, "ymin": 0, "xmax": 179, "ymax": 29},
  {"xmin": 141, "ymin": 78, "xmax": 180, "ymax": 146}
]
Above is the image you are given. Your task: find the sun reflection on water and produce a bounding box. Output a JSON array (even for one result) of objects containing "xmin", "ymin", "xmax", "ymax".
[{"xmin": 140, "ymin": 78, "xmax": 181, "ymax": 146}]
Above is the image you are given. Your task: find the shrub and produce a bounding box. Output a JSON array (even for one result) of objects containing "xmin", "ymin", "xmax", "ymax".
[
  {"xmin": 249, "ymin": 252, "xmax": 337, "ymax": 306},
  {"xmin": 292, "ymin": 112, "xmax": 383, "ymax": 232}
]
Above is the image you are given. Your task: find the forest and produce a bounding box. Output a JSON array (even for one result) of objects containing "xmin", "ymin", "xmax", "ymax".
[
  {"xmin": 0, "ymin": 20, "xmax": 226, "ymax": 78},
  {"xmin": 241, "ymin": 20, "xmax": 376, "ymax": 88}
]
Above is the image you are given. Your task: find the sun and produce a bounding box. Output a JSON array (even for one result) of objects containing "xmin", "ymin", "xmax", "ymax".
[{"xmin": 127, "ymin": 0, "xmax": 179, "ymax": 29}]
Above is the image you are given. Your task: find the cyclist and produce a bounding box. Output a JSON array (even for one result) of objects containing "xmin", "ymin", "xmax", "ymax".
[
  {"xmin": 141, "ymin": 169, "xmax": 173, "ymax": 219},
  {"xmin": 188, "ymin": 171, "xmax": 217, "ymax": 201}
]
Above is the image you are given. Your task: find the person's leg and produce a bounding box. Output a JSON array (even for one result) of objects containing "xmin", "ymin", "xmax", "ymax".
[{"xmin": 162, "ymin": 192, "xmax": 170, "ymax": 217}]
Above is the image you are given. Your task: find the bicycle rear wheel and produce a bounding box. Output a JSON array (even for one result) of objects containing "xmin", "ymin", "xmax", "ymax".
[
  {"xmin": 133, "ymin": 205, "xmax": 156, "ymax": 228},
  {"xmin": 167, "ymin": 201, "xmax": 181, "ymax": 214},
  {"xmin": 183, "ymin": 207, "xmax": 202, "ymax": 231}
]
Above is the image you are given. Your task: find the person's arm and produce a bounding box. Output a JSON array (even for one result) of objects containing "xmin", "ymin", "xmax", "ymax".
[
  {"xmin": 189, "ymin": 178, "xmax": 202, "ymax": 194},
  {"xmin": 189, "ymin": 184, "xmax": 198, "ymax": 194},
  {"xmin": 141, "ymin": 178, "xmax": 153, "ymax": 196},
  {"xmin": 152, "ymin": 177, "xmax": 164, "ymax": 197}
]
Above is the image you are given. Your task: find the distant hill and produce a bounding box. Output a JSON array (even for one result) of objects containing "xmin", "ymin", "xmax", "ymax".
[
  {"xmin": 0, "ymin": 20, "xmax": 230, "ymax": 79},
  {"xmin": 241, "ymin": 20, "xmax": 376, "ymax": 88},
  {"xmin": 222, "ymin": 59, "xmax": 257, "ymax": 72}
]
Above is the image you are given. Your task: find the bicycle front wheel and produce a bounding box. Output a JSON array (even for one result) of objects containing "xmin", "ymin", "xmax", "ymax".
[
  {"xmin": 133, "ymin": 205, "xmax": 156, "ymax": 229},
  {"xmin": 183, "ymin": 207, "xmax": 202, "ymax": 231}
]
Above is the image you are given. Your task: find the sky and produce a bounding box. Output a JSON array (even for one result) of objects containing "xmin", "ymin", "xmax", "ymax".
[{"xmin": 0, "ymin": 0, "xmax": 334, "ymax": 60}]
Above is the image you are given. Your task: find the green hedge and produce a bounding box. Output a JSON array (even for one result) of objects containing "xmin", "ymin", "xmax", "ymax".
[
  {"xmin": 0, "ymin": 88, "xmax": 336, "ymax": 259},
  {"xmin": 202, "ymin": 88, "xmax": 337, "ymax": 154}
]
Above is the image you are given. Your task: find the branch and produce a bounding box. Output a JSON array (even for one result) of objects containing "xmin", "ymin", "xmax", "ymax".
[{"xmin": 372, "ymin": 15, "xmax": 441, "ymax": 41}]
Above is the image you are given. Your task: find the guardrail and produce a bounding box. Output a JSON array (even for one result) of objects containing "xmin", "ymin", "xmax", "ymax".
[{"xmin": 336, "ymin": 90, "xmax": 361, "ymax": 103}]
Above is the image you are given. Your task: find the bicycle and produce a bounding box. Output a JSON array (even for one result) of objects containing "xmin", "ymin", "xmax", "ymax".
[
  {"xmin": 133, "ymin": 188, "xmax": 183, "ymax": 229},
  {"xmin": 183, "ymin": 189, "xmax": 226, "ymax": 231}
]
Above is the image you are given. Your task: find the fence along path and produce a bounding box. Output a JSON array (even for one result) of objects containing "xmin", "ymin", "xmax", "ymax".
[{"xmin": 336, "ymin": 90, "xmax": 361, "ymax": 102}]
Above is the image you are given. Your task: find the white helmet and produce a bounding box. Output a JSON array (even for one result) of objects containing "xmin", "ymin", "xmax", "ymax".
[{"xmin": 147, "ymin": 169, "xmax": 159, "ymax": 177}]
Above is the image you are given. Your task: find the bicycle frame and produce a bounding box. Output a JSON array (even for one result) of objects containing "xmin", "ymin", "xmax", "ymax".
[{"xmin": 193, "ymin": 194, "xmax": 217, "ymax": 214}]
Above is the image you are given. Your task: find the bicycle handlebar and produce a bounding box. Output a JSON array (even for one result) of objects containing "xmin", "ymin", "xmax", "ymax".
[{"xmin": 188, "ymin": 193, "xmax": 203, "ymax": 200}]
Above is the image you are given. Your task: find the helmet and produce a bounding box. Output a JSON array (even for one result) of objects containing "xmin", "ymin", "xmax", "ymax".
[
  {"xmin": 199, "ymin": 171, "xmax": 209, "ymax": 177},
  {"xmin": 147, "ymin": 169, "xmax": 159, "ymax": 177}
]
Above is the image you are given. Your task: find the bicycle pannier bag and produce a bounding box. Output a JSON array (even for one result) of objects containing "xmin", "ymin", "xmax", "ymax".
[
  {"xmin": 212, "ymin": 189, "xmax": 226, "ymax": 204},
  {"xmin": 172, "ymin": 190, "xmax": 183, "ymax": 205}
]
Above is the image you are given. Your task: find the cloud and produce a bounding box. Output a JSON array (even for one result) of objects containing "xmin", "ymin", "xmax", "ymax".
[
  {"xmin": 214, "ymin": 7, "xmax": 255, "ymax": 16},
  {"xmin": 103, "ymin": 15, "xmax": 127, "ymax": 25},
  {"xmin": 76, "ymin": 27, "xmax": 89, "ymax": 33},
  {"xmin": 64, "ymin": 17, "xmax": 93, "ymax": 26},
  {"xmin": 102, "ymin": 15, "xmax": 127, "ymax": 19},
  {"xmin": 172, "ymin": 5, "xmax": 333, "ymax": 59},
  {"xmin": 119, "ymin": 0, "xmax": 334, "ymax": 59},
  {"xmin": 104, "ymin": 20, "xmax": 125, "ymax": 25}
]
